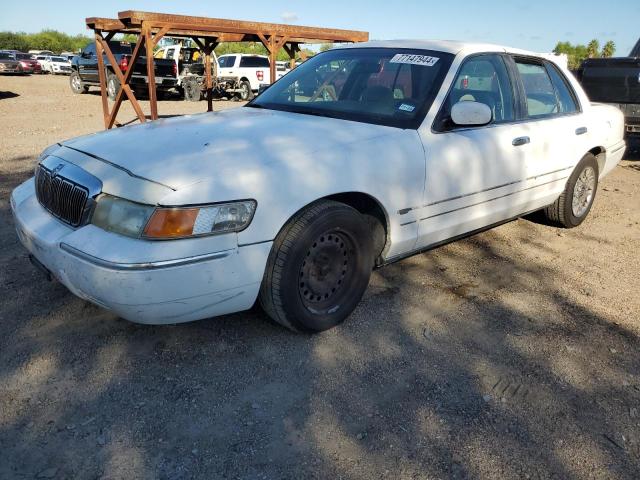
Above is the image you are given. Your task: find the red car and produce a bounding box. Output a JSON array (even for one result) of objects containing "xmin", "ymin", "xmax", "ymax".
[{"xmin": 15, "ymin": 53, "xmax": 42, "ymax": 74}]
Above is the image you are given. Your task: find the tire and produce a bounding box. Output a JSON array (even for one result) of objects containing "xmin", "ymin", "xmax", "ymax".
[
  {"xmin": 544, "ymin": 153, "xmax": 599, "ymax": 228},
  {"xmin": 183, "ymin": 77, "xmax": 202, "ymax": 102},
  {"xmin": 259, "ymin": 200, "xmax": 374, "ymax": 333},
  {"xmin": 238, "ymin": 80, "xmax": 253, "ymax": 101},
  {"xmin": 106, "ymin": 71, "xmax": 120, "ymax": 101},
  {"xmin": 69, "ymin": 71, "xmax": 88, "ymax": 94}
]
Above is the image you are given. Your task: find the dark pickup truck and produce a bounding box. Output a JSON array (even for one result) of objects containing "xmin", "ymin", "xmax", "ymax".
[
  {"xmin": 578, "ymin": 38, "xmax": 640, "ymax": 139},
  {"xmin": 70, "ymin": 41, "xmax": 178, "ymax": 100}
]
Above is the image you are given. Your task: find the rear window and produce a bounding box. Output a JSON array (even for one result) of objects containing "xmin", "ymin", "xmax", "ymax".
[{"xmin": 239, "ymin": 56, "xmax": 270, "ymax": 68}]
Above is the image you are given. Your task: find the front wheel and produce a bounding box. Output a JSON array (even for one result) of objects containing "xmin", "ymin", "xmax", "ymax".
[
  {"xmin": 544, "ymin": 153, "xmax": 599, "ymax": 228},
  {"xmin": 69, "ymin": 71, "xmax": 88, "ymax": 94},
  {"xmin": 259, "ymin": 200, "xmax": 374, "ymax": 332}
]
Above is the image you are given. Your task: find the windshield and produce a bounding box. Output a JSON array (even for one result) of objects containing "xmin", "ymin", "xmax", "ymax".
[
  {"xmin": 16, "ymin": 53, "xmax": 31, "ymax": 60},
  {"xmin": 51, "ymin": 57, "xmax": 65, "ymax": 62},
  {"xmin": 249, "ymin": 48, "xmax": 453, "ymax": 128}
]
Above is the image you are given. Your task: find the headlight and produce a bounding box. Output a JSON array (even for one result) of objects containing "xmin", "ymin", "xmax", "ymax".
[
  {"xmin": 91, "ymin": 195, "xmax": 256, "ymax": 240},
  {"xmin": 91, "ymin": 195, "xmax": 155, "ymax": 238}
]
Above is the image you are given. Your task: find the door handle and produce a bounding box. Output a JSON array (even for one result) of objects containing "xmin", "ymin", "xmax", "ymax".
[
  {"xmin": 575, "ymin": 127, "xmax": 588, "ymax": 135},
  {"xmin": 512, "ymin": 136, "xmax": 530, "ymax": 147}
]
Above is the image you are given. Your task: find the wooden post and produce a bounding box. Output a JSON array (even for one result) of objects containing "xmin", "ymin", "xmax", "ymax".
[
  {"xmin": 94, "ymin": 32, "xmax": 110, "ymax": 129},
  {"xmin": 144, "ymin": 23, "xmax": 158, "ymax": 120},
  {"xmin": 96, "ymin": 35, "xmax": 146, "ymax": 125},
  {"xmin": 284, "ymin": 43, "xmax": 298, "ymax": 70},
  {"xmin": 204, "ymin": 41, "xmax": 213, "ymax": 112}
]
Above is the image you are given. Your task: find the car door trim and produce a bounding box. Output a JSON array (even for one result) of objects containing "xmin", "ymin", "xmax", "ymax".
[
  {"xmin": 418, "ymin": 176, "xmax": 568, "ymax": 222},
  {"xmin": 397, "ymin": 166, "xmax": 572, "ymax": 214}
]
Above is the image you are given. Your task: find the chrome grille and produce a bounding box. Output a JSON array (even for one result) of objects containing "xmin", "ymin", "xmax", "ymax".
[{"xmin": 35, "ymin": 165, "xmax": 89, "ymax": 226}]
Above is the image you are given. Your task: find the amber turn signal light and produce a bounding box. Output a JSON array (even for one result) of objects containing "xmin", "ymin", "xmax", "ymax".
[{"xmin": 143, "ymin": 208, "xmax": 199, "ymax": 239}]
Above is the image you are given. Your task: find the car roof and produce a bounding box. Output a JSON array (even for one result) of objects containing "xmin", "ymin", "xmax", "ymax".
[{"xmin": 339, "ymin": 40, "xmax": 537, "ymax": 57}]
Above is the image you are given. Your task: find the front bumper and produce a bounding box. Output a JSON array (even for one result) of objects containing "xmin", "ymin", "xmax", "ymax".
[{"xmin": 11, "ymin": 179, "xmax": 272, "ymax": 324}]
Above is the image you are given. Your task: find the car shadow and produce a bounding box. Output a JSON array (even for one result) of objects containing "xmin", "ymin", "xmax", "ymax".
[{"xmin": 0, "ymin": 91, "xmax": 20, "ymax": 100}]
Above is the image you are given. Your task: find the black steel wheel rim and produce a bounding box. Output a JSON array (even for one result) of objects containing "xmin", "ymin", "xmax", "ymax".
[{"xmin": 298, "ymin": 230, "xmax": 354, "ymax": 310}]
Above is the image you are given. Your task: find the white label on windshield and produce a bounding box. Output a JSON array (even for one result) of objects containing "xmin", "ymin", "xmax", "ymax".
[
  {"xmin": 390, "ymin": 54, "xmax": 439, "ymax": 67},
  {"xmin": 398, "ymin": 103, "xmax": 415, "ymax": 112}
]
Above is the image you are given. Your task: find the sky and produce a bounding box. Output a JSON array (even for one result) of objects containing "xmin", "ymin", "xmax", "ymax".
[{"xmin": 1, "ymin": 0, "xmax": 638, "ymax": 55}]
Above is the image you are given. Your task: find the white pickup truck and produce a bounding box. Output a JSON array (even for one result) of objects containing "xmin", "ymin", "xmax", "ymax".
[
  {"xmin": 217, "ymin": 54, "xmax": 272, "ymax": 100},
  {"xmin": 11, "ymin": 40, "xmax": 625, "ymax": 333}
]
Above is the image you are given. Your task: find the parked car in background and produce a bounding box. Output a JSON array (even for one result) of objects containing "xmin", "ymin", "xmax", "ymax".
[
  {"xmin": 11, "ymin": 41, "xmax": 625, "ymax": 332},
  {"xmin": 40, "ymin": 56, "xmax": 72, "ymax": 75},
  {"xmin": 578, "ymin": 38, "xmax": 640, "ymax": 140},
  {"xmin": 217, "ymin": 54, "xmax": 272, "ymax": 100},
  {"xmin": 28, "ymin": 50, "xmax": 54, "ymax": 57},
  {"xmin": 70, "ymin": 41, "xmax": 177, "ymax": 100},
  {"xmin": 15, "ymin": 53, "xmax": 42, "ymax": 74},
  {"xmin": 0, "ymin": 52, "xmax": 23, "ymax": 74},
  {"xmin": 59, "ymin": 52, "xmax": 76, "ymax": 62}
]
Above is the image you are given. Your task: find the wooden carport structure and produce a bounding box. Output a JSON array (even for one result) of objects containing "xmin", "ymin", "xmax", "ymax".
[{"xmin": 85, "ymin": 11, "xmax": 369, "ymax": 129}]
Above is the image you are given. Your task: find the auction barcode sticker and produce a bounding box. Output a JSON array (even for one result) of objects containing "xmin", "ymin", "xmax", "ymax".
[{"xmin": 389, "ymin": 54, "xmax": 439, "ymax": 67}]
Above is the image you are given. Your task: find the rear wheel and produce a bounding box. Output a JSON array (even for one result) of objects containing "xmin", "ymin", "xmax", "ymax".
[
  {"xmin": 238, "ymin": 80, "xmax": 253, "ymax": 101},
  {"xmin": 259, "ymin": 200, "xmax": 374, "ymax": 333},
  {"xmin": 544, "ymin": 153, "xmax": 599, "ymax": 228},
  {"xmin": 106, "ymin": 71, "xmax": 120, "ymax": 101}
]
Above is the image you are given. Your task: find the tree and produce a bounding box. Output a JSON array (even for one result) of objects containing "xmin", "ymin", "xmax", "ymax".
[
  {"xmin": 601, "ymin": 40, "xmax": 616, "ymax": 58},
  {"xmin": 0, "ymin": 31, "xmax": 30, "ymax": 51},
  {"xmin": 553, "ymin": 39, "xmax": 616, "ymax": 70},
  {"xmin": 0, "ymin": 29, "xmax": 91, "ymax": 53},
  {"xmin": 587, "ymin": 39, "xmax": 600, "ymax": 58}
]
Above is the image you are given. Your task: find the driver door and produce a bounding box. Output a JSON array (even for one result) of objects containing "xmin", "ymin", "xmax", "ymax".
[{"xmin": 415, "ymin": 53, "xmax": 532, "ymax": 249}]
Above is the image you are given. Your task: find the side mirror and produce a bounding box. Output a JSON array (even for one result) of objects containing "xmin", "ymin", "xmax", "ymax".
[{"xmin": 451, "ymin": 101, "xmax": 492, "ymax": 126}]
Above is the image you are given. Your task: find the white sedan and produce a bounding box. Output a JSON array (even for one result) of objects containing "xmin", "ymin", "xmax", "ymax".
[{"xmin": 11, "ymin": 41, "xmax": 626, "ymax": 332}]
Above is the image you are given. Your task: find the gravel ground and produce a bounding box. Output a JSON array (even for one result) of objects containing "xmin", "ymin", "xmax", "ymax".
[{"xmin": 1, "ymin": 74, "xmax": 639, "ymax": 480}]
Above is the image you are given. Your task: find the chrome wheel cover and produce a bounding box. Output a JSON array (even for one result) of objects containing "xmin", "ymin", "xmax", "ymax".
[{"xmin": 572, "ymin": 166, "xmax": 596, "ymax": 217}]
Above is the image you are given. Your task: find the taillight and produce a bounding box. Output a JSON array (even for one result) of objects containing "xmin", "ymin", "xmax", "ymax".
[
  {"xmin": 172, "ymin": 62, "xmax": 177, "ymax": 77},
  {"xmin": 256, "ymin": 70, "xmax": 264, "ymax": 82},
  {"xmin": 119, "ymin": 56, "xmax": 129, "ymax": 73}
]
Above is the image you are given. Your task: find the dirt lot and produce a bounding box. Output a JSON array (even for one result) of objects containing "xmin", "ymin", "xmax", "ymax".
[{"xmin": 1, "ymin": 74, "xmax": 639, "ymax": 480}]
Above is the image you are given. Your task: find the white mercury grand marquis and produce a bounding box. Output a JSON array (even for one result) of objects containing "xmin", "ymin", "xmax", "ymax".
[{"xmin": 11, "ymin": 41, "xmax": 626, "ymax": 332}]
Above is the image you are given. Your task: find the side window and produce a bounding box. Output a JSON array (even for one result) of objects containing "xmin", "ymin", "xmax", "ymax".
[
  {"xmin": 545, "ymin": 63, "xmax": 579, "ymax": 114},
  {"xmin": 437, "ymin": 54, "xmax": 515, "ymax": 129},
  {"xmin": 515, "ymin": 60, "xmax": 558, "ymax": 118},
  {"xmin": 218, "ymin": 56, "xmax": 235, "ymax": 68},
  {"xmin": 165, "ymin": 49, "xmax": 176, "ymax": 60}
]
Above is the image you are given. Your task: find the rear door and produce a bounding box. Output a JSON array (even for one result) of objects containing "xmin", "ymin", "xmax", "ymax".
[
  {"xmin": 416, "ymin": 53, "xmax": 533, "ymax": 249},
  {"xmin": 510, "ymin": 57, "xmax": 586, "ymax": 206}
]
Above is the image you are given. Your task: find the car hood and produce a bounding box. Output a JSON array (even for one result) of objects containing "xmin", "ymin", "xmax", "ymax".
[{"xmin": 61, "ymin": 107, "xmax": 396, "ymax": 190}]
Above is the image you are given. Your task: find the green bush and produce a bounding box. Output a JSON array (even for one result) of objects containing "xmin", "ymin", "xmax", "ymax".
[{"xmin": 0, "ymin": 30, "xmax": 92, "ymax": 53}]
